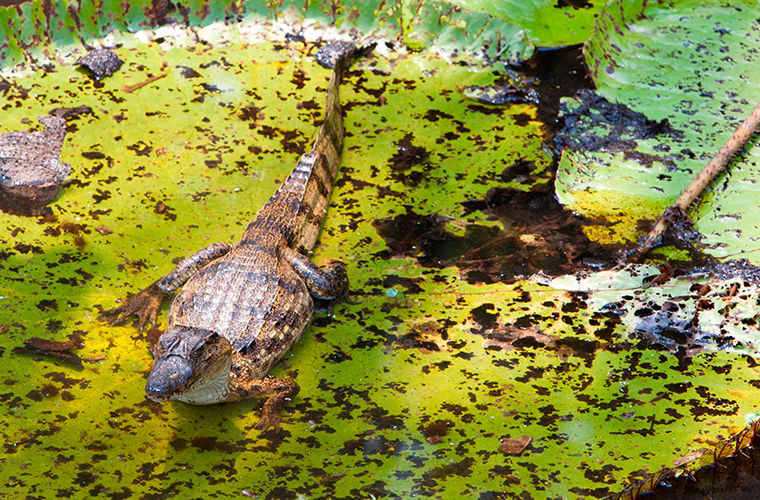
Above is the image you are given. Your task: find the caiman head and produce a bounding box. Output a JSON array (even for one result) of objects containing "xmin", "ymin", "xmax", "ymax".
[{"xmin": 146, "ymin": 326, "xmax": 232, "ymax": 404}]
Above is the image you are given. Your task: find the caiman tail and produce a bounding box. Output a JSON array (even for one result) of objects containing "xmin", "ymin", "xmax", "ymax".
[{"xmin": 250, "ymin": 42, "xmax": 374, "ymax": 252}]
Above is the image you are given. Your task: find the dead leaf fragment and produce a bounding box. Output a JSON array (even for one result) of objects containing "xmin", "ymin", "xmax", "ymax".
[
  {"xmin": 83, "ymin": 353, "xmax": 106, "ymax": 362},
  {"xmin": 13, "ymin": 333, "xmax": 84, "ymax": 369},
  {"xmin": 673, "ymin": 450, "xmax": 705, "ymax": 468},
  {"xmin": 421, "ymin": 419, "xmax": 454, "ymax": 445},
  {"xmin": 95, "ymin": 225, "xmax": 113, "ymax": 235},
  {"xmin": 499, "ymin": 435, "xmax": 532, "ymax": 455},
  {"xmin": 0, "ymin": 115, "xmax": 70, "ymax": 215},
  {"xmin": 49, "ymin": 105, "xmax": 93, "ymax": 120}
]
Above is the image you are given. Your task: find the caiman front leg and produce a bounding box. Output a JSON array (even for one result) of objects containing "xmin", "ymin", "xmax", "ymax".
[
  {"xmin": 282, "ymin": 248, "xmax": 349, "ymax": 299},
  {"xmin": 228, "ymin": 376, "xmax": 300, "ymax": 430},
  {"xmin": 104, "ymin": 242, "xmax": 232, "ymax": 331}
]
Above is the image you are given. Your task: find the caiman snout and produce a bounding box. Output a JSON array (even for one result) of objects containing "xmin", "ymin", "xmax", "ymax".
[{"xmin": 145, "ymin": 356, "xmax": 193, "ymax": 401}]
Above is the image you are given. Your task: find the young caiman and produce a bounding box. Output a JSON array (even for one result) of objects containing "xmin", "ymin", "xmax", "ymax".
[{"xmin": 105, "ymin": 42, "xmax": 372, "ymax": 429}]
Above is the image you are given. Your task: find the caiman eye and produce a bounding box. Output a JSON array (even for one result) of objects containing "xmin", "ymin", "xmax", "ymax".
[
  {"xmin": 159, "ymin": 334, "xmax": 178, "ymax": 349},
  {"xmin": 205, "ymin": 333, "xmax": 220, "ymax": 345},
  {"xmin": 154, "ymin": 335, "xmax": 172, "ymax": 354},
  {"xmin": 189, "ymin": 348, "xmax": 204, "ymax": 360}
]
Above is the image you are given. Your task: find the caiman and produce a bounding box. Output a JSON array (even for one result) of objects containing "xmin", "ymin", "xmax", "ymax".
[{"xmin": 105, "ymin": 42, "xmax": 372, "ymax": 429}]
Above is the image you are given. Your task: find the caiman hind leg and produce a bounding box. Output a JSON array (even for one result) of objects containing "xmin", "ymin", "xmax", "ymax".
[
  {"xmin": 282, "ymin": 248, "xmax": 348, "ymax": 299},
  {"xmin": 103, "ymin": 242, "xmax": 232, "ymax": 331},
  {"xmin": 228, "ymin": 376, "xmax": 300, "ymax": 430}
]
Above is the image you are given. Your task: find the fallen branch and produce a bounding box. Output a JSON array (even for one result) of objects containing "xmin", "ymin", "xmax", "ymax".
[
  {"xmin": 632, "ymin": 101, "xmax": 760, "ymax": 260},
  {"xmin": 121, "ymin": 72, "xmax": 166, "ymax": 93}
]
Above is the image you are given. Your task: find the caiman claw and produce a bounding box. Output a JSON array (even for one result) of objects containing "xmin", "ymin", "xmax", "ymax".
[
  {"xmin": 233, "ymin": 378, "xmax": 299, "ymax": 431},
  {"xmin": 253, "ymin": 411, "xmax": 283, "ymax": 431},
  {"xmin": 102, "ymin": 280, "xmax": 166, "ymax": 332}
]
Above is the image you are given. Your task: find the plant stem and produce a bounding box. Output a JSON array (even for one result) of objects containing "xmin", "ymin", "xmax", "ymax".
[{"xmin": 633, "ymin": 101, "xmax": 760, "ymax": 260}]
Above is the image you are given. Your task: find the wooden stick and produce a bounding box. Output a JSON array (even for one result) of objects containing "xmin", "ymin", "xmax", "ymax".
[
  {"xmin": 633, "ymin": 101, "xmax": 760, "ymax": 260},
  {"xmin": 121, "ymin": 73, "xmax": 167, "ymax": 93}
]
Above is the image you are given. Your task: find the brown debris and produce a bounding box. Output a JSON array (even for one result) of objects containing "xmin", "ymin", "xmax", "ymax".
[
  {"xmin": 75, "ymin": 49, "xmax": 124, "ymax": 80},
  {"xmin": 315, "ymin": 41, "xmax": 359, "ymax": 69},
  {"xmin": 499, "ymin": 435, "xmax": 532, "ymax": 455},
  {"xmin": 0, "ymin": 115, "xmax": 71, "ymax": 216},
  {"xmin": 153, "ymin": 200, "xmax": 177, "ymax": 220},
  {"xmin": 94, "ymin": 225, "xmax": 113, "ymax": 235},
  {"xmin": 647, "ymin": 263, "xmax": 675, "ymax": 286},
  {"xmin": 49, "ymin": 105, "xmax": 93, "ymax": 120},
  {"xmin": 672, "ymin": 450, "xmax": 703, "ymax": 468},
  {"xmin": 13, "ymin": 332, "xmax": 84, "ymax": 369},
  {"xmin": 422, "ymin": 419, "xmax": 454, "ymax": 444}
]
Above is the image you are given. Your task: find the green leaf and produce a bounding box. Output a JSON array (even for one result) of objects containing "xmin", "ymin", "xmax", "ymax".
[
  {"xmin": 0, "ymin": 9, "xmax": 570, "ymax": 499},
  {"xmin": 555, "ymin": 0, "xmax": 760, "ymax": 260},
  {"xmin": 0, "ymin": 0, "xmax": 535, "ymax": 69},
  {"xmin": 543, "ymin": 264, "xmax": 760, "ymax": 356},
  {"xmin": 2, "ymin": 1, "xmax": 760, "ymax": 498},
  {"xmin": 448, "ymin": 0, "xmax": 607, "ymax": 47}
]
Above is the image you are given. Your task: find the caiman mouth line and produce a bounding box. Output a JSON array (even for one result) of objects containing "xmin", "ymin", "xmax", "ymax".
[
  {"xmin": 149, "ymin": 350, "xmax": 233, "ymax": 405},
  {"xmin": 146, "ymin": 390, "xmax": 172, "ymax": 403}
]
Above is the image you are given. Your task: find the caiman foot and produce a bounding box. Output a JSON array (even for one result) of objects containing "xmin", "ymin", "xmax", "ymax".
[
  {"xmin": 317, "ymin": 260, "xmax": 349, "ymax": 300},
  {"xmin": 284, "ymin": 249, "xmax": 349, "ymax": 300},
  {"xmin": 101, "ymin": 280, "xmax": 167, "ymax": 332},
  {"xmin": 231, "ymin": 377, "xmax": 300, "ymax": 430}
]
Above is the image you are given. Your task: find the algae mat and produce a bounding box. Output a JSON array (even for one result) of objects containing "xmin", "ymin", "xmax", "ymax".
[{"xmin": 1, "ymin": 2, "xmax": 760, "ymax": 499}]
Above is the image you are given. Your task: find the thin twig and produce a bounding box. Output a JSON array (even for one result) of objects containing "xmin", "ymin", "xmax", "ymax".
[
  {"xmin": 121, "ymin": 73, "xmax": 167, "ymax": 93},
  {"xmin": 632, "ymin": 101, "xmax": 760, "ymax": 260}
]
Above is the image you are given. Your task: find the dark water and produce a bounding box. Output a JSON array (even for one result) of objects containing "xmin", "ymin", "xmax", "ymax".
[{"xmin": 520, "ymin": 44, "xmax": 595, "ymax": 131}]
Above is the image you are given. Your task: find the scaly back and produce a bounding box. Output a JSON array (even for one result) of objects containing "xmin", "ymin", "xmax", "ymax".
[{"xmin": 245, "ymin": 43, "xmax": 372, "ymax": 252}]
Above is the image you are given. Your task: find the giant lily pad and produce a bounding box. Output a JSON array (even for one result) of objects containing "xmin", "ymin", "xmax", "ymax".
[
  {"xmin": 448, "ymin": 0, "xmax": 606, "ymax": 47},
  {"xmin": 0, "ymin": 0, "xmax": 534, "ymax": 69},
  {"xmin": 2, "ymin": 1, "xmax": 760, "ymax": 499},
  {"xmin": 555, "ymin": 0, "xmax": 760, "ymax": 259}
]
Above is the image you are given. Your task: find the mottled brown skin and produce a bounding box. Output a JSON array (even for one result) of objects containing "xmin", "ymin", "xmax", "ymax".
[{"xmin": 105, "ymin": 43, "xmax": 370, "ymax": 429}]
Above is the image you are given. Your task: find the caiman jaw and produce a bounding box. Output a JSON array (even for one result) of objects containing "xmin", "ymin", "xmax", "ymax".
[
  {"xmin": 145, "ymin": 355, "xmax": 194, "ymax": 402},
  {"xmin": 146, "ymin": 349, "xmax": 232, "ymax": 403}
]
